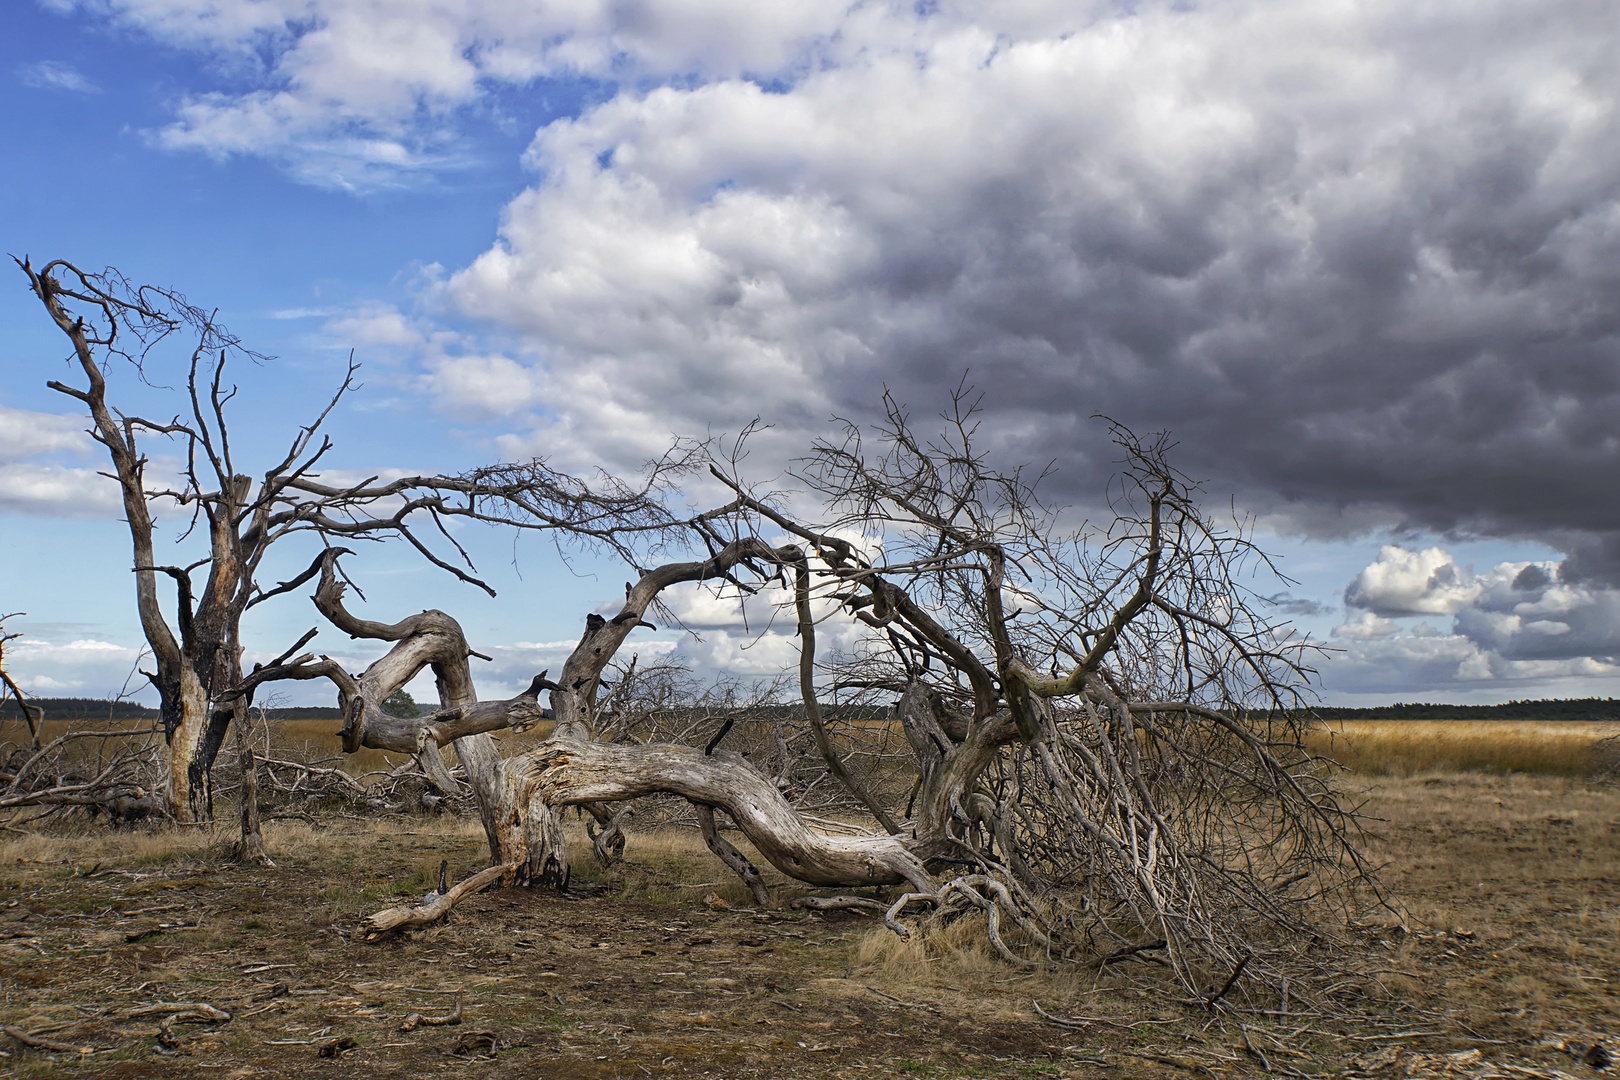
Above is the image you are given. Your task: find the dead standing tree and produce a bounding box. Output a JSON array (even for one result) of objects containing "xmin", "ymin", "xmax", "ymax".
[{"xmin": 15, "ymin": 258, "xmax": 520, "ymax": 827}]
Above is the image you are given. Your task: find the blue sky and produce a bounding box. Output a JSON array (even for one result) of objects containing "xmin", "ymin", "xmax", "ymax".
[{"xmin": 3, "ymin": 0, "xmax": 1617, "ymax": 708}]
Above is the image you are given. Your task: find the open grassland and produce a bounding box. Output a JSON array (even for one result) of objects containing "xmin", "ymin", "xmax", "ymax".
[
  {"xmin": 0, "ymin": 770, "xmax": 1614, "ymax": 1076},
  {"xmin": 1346, "ymin": 772, "xmax": 1619, "ymax": 1072},
  {"xmin": 1308, "ymin": 720, "xmax": 1619, "ymax": 778},
  {"xmin": 22, "ymin": 713, "xmax": 1619, "ymax": 786}
]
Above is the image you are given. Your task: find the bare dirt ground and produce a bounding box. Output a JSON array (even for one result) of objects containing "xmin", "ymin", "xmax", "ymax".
[{"xmin": 0, "ymin": 773, "xmax": 1615, "ymax": 1079}]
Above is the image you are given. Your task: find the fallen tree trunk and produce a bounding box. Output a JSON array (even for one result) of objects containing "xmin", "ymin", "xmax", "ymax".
[{"xmin": 518, "ymin": 739, "xmax": 934, "ymax": 891}]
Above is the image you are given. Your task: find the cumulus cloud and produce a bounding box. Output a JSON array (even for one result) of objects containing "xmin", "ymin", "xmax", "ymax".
[
  {"xmin": 1343, "ymin": 546, "xmax": 1482, "ymax": 616},
  {"xmin": 67, "ymin": 0, "xmax": 848, "ymax": 189},
  {"xmin": 0, "ymin": 405, "xmax": 93, "ymax": 460},
  {"xmin": 0, "ymin": 405, "xmax": 120, "ymax": 517},
  {"xmin": 1455, "ymin": 563, "xmax": 1620, "ymax": 663},
  {"xmin": 430, "ymin": 0, "xmax": 1620, "ymax": 562},
  {"xmin": 455, "ymin": 638, "xmax": 681, "ymax": 700},
  {"xmin": 319, "ymin": 304, "xmax": 548, "ymax": 421},
  {"xmin": 56, "ymin": 1, "xmax": 1620, "ymax": 644},
  {"xmin": 1327, "ymin": 545, "xmax": 1620, "ymax": 694}
]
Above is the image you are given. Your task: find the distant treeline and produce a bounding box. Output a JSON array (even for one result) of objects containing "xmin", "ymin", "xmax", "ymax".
[
  {"xmin": 6, "ymin": 695, "xmax": 1619, "ymax": 726},
  {"xmin": 0, "ymin": 697, "xmax": 343, "ymax": 722},
  {"xmin": 1307, "ymin": 698, "xmax": 1620, "ymax": 722}
]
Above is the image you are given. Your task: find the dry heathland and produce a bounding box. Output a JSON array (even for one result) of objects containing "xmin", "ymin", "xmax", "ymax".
[{"xmin": 0, "ymin": 723, "xmax": 1616, "ymax": 1079}]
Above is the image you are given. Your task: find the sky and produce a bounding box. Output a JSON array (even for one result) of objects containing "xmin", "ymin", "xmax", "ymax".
[{"xmin": 2, "ymin": 0, "xmax": 1618, "ymax": 709}]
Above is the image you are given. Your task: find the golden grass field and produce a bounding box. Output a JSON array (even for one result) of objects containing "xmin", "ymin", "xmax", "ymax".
[
  {"xmin": 1307, "ymin": 719, "xmax": 1619, "ymax": 778},
  {"xmin": 19, "ymin": 713, "xmax": 1619, "ymax": 782}
]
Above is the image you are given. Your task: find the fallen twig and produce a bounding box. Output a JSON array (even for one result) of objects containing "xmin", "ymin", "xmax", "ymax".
[
  {"xmin": 865, "ymin": 986, "xmax": 941, "ymax": 1013},
  {"xmin": 400, "ymin": 997, "xmax": 463, "ymax": 1031},
  {"xmin": 127, "ymin": 1001, "xmax": 231, "ymax": 1021},
  {"xmin": 1034, "ymin": 1000, "xmax": 1128, "ymax": 1030},
  {"xmin": 3, "ymin": 1025, "xmax": 91, "ymax": 1053},
  {"xmin": 1097, "ymin": 939, "xmax": 1169, "ymax": 967},
  {"xmin": 1205, "ymin": 952, "xmax": 1252, "ymax": 1012}
]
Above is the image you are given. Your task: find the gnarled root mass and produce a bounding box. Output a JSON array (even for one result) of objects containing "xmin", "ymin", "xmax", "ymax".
[{"xmin": 236, "ymin": 395, "xmax": 1383, "ymax": 1012}]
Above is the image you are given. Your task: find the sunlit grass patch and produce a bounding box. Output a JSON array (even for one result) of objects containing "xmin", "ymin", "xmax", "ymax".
[
  {"xmin": 1306, "ymin": 719, "xmax": 1615, "ymax": 777},
  {"xmin": 0, "ymin": 821, "xmax": 216, "ymax": 867}
]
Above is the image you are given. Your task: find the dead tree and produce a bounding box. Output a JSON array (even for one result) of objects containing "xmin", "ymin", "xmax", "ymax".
[
  {"xmin": 740, "ymin": 399, "xmax": 1375, "ymax": 1000},
  {"xmin": 15, "ymin": 258, "xmax": 525, "ymax": 824},
  {"xmin": 0, "ymin": 616, "xmax": 42, "ymax": 749},
  {"xmin": 239, "ymin": 390, "xmax": 1372, "ymax": 1002}
]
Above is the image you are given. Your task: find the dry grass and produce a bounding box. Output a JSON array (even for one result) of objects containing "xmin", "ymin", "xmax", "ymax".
[
  {"xmin": 1348, "ymin": 771, "xmax": 1620, "ymax": 1045},
  {"xmin": 0, "ymin": 758, "xmax": 1615, "ymax": 1077},
  {"xmin": 1307, "ymin": 719, "xmax": 1619, "ymax": 777},
  {"xmin": 287, "ymin": 715, "xmax": 1620, "ymax": 784}
]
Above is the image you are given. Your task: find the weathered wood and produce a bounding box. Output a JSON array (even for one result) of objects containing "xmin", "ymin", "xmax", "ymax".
[
  {"xmin": 789, "ymin": 895, "xmax": 889, "ymax": 913},
  {"xmin": 233, "ymin": 727, "xmax": 272, "ymax": 866},
  {"xmin": 695, "ymin": 804, "xmax": 771, "ymax": 905},
  {"xmin": 3, "ymin": 1025, "xmax": 91, "ymax": 1053},
  {"xmin": 360, "ymin": 863, "xmax": 515, "ymax": 939},
  {"xmin": 20, "ymin": 259, "xmax": 435, "ymax": 822},
  {"xmin": 790, "ymin": 555, "xmax": 900, "ymax": 834},
  {"xmin": 127, "ymin": 1002, "xmax": 231, "ymax": 1021},
  {"xmin": 399, "ymin": 999, "xmax": 462, "ymax": 1031},
  {"xmin": 520, "ymin": 739, "xmax": 934, "ymax": 891}
]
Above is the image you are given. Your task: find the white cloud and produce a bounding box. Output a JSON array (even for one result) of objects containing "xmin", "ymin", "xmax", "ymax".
[
  {"xmin": 1455, "ymin": 562, "xmax": 1620, "ymax": 662},
  {"xmin": 0, "ymin": 405, "xmax": 94, "ymax": 462},
  {"xmin": 74, "ymin": 0, "xmax": 850, "ymax": 189},
  {"xmin": 0, "ymin": 406, "xmax": 121, "ymax": 517},
  {"xmin": 1323, "ymin": 625, "xmax": 1618, "ymax": 696},
  {"xmin": 657, "ymin": 583, "xmax": 757, "ymax": 631},
  {"xmin": 4, "ymin": 637, "xmax": 145, "ymax": 696},
  {"xmin": 1327, "ymin": 546, "xmax": 1620, "ymax": 695},
  {"xmin": 43, "ymin": 0, "xmax": 1620, "ymax": 708},
  {"xmin": 17, "ymin": 60, "xmax": 99, "ymax": 93},
  {"xmin": 1343, "ymin": 545, "xmax": 1482, "ymax": 616},
  {"xmin": 424, "ymin": 0, "xmax": 1620, "ymax": 492},
  {"xmin": 420, "ymin": 353, "xmax": 545, "ymax": 419},
  {"xmin": 0, "ymin": 463, "xmax": 121, "ymax": 518},
  {"xmin": 318, "ymin": 303, "xmax": 549, "ymax": 421},
  {"xmin": 1332, "ymin": 610, "xmax": 1400, "ymax": 640},
  {"xmin": 55, "ymin": 2, "xmax": 1620, "ymax": 569}
]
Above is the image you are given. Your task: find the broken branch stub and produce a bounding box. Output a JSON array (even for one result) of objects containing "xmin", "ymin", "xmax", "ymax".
[{"xmin": 361, "ymin": 863, "xmax": 515, "ymax": 940}]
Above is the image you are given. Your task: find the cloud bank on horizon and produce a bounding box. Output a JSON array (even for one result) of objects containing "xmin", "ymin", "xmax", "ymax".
[{"xmin": 9, "ymin": 0, "xmax": 1620, "ymax": 704}]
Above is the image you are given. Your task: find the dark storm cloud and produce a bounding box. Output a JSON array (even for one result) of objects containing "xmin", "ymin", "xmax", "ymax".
[
  {"xmin": 76, "ymin": 1, "xmax": 1619, "ymax": 571},
  {"xmin": 445, "ymin": 2, "xmax": 1618, "ymax": 580}
]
